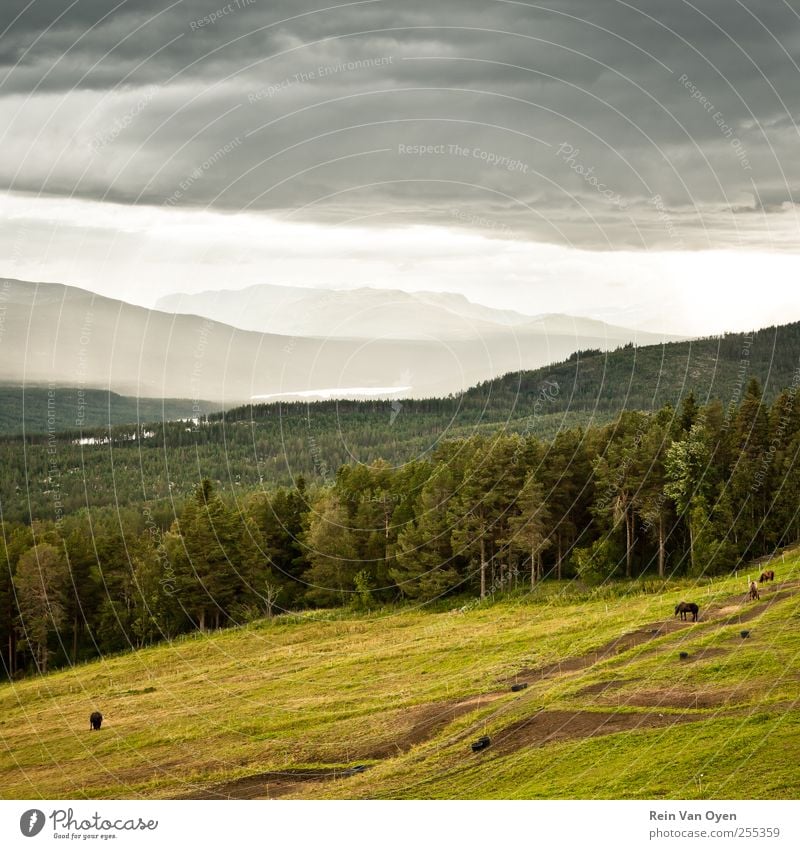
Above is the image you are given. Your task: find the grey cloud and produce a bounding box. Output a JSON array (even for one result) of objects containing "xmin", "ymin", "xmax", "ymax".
[{"xmin": 0, "ymin": 0, "xmax": 798, "ymax": 249}]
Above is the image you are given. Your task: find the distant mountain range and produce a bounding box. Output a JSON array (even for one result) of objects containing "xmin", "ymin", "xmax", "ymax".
[
  {"xmin": 0, "ymin": 278, "xmax": 682, "ymax": 402},
  {"xmin": 155, "ymin": 283, "xmax": 677, "ymax": 343}
]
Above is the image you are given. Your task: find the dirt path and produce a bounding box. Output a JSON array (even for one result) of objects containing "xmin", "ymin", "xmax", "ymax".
[
  {"xmin": 504, "ymin": 579, "xmax": 799, "ymax": 687},
  {"xmin": 179, "ymin": 766, "xmax": 370, "ymax": 800},
  {"xmin": 182, "ymin": 576, "xmax": 798, "ymax": 798},
  {"xmin": 358, "ymin": 693, "xmax": 507, "ymax": 760},
  {"xmin": 503, "ymin": 622, "xmax": 688, "ymax": 684},
  {"xmin": 179, "ymin": 694, "xmax": 507, "ymax": 799}
]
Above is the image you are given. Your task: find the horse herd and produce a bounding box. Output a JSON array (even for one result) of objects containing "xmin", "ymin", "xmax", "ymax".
[{"xmin": 674, "ymin": 569, "xmax": 775, "ymax": 622}]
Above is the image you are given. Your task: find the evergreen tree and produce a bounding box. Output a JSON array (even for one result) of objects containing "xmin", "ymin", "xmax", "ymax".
[
  {"xmin": 665, "ymin": 418, "xmax": 713, "ymax": 573},
  {"xmin": 592, "ymin": 413, "xmax": 650, "ymax": 578},
  {"xmin": 14, "ymin": 543, "xmax": 69, "ymax": 673},
  {"xmin": 503, "ymin": 472, "xmax": 551, "ymax": 587},
  {"xmin": 303, "ymin": 490, "xmax": 360, "ymax": 606},
  {"xmin": 167, "ymin": 480, "xmax": 241, "ymax": 630},
  {"xmin": 637, "ymin": 414, "xmax": 674, "ymax": 577},
  {"xmin": 392, "ymin": 463, "xmax": 461, "ymax": 600},
  {"xmin": 539, "ymin": 428, "xmax": 593, "ymax": 579},
  {"xmin": 449, "ymin": 439, "xmax": 511, "ymax": 598}
]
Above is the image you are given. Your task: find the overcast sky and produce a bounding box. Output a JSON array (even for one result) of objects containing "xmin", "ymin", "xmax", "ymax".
[{"xmin": 1, "ymin": 0, "xmax": 799, "ymax": 334}]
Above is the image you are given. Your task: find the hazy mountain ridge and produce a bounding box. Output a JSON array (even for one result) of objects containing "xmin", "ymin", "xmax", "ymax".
[
  {"xmin": 155, "ymin": 283, "xmax": 683, "ymax": 342},
  {"xmin": 0, "ymin": 278, "xmax": 677, "ymax": 402}
]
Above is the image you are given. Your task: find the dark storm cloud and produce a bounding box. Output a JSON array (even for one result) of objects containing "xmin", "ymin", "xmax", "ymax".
[{"xmin": 1, "ymin": 0, "xmax": 798, "ymax": 248}]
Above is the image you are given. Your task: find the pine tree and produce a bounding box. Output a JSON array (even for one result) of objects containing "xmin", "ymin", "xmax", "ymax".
[
  {"xmin": 728, "ymin": 379, "xmax": 770, "ymax": 556},
  {"xmin": 167, "ymin": 480, "xmax": 241, "ymax": 630},
  {"xmin": 448, "ymin": 439, "xmax": 511, "ymax": 598},
  {"xmin": 592, "ymin": 413, "xmax": 650, "ymax": 578},
  {"xmin": 665, "ymin": 418, "xmax": 713, "ymax": 573},
  {"xmin": 677, "ymin": 391, "xmax": 699, "ymax": 435},
  {"xmin": 539, "ymin": 428, "xmax": 593, "ymax": 580},
  {"xmin": 503, "ymin": 472, "xmax": 551, "ymax": 587},
  {"xmin": 14, "ymin": 543, "xmax": 69, "ymax": 673},
  {"xmin": 303, "ymin": 490, "xmax": 360, "ymax": 606},
  {"xmin": 392, "ymin": 464, "xmax": 461, "ymax": 600},
  {"xmin": 637, "ymin": 415, "xmax": 674, "ymax": 578}
]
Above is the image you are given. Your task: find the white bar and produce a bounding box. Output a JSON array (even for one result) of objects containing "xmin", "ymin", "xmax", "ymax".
[{"xmin": 1, "ymin": 800, "xmax": 797, "ymax": 849}]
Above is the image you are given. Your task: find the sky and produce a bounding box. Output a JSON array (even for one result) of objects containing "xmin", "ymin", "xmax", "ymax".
[{"xmin": 1, "ymin": 0, "xmax": 799, "ymax": 335}]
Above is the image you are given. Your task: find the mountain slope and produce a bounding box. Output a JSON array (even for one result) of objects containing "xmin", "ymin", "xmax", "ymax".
[
  {"xmin": 0, "ymin": 386, "xmax": 220, "ymax": 435},
  {"xmin": 0, "ymin": 278, "xmax": 677, "ymax": 401},
  {"xmin": 463, "ymin": 320, "xmax": 800, "ymax": 415}
]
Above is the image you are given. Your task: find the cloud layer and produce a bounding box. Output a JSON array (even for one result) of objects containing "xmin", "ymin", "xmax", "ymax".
[{"xmin": 1, "ymin": 0, "xmax": 798, "ymax": 251}]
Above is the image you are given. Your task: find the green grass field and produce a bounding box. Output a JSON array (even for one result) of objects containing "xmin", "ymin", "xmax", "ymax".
[{"xmin": 1, "ymin": 552, "xmax": 799, "ymax": 800}]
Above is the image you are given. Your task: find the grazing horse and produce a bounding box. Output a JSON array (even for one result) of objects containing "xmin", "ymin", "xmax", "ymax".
[
  {"xmin": 759, "ymin": 569, "xmax": 775, "ymax": 583},
  {"xmin": 89, "ymin": 711, "xmax": 103, "ymax": 731},
  {"xmin": 748, "ymin": 581, "xmax": 760, "ymax": 601},
  {"xmin": 675, "ymin": 601, "xmax": 699, "ymax": 622}
]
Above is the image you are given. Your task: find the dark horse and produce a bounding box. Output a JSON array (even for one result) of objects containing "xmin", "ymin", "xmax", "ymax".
[
  {"xmin": 89, "ymin": 711, "xmax": 103, "ymax": 731},
  {"xmin": 759, "ymin": 570, "xmax": 775, "ymax": 583},
  {"xmin": 675, "ymin": 601, "xmax": 699, "ymax": 622}
]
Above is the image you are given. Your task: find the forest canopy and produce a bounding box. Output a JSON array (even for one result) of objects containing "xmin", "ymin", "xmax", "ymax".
[{"xmin": 3, "ymin": 376, "xmax": 799, "ymax": 679}]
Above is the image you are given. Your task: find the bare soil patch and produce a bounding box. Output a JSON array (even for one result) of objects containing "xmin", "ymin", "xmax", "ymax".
[
  {"xmin": 180, "ymin": 766, "xmax": 369, "ymax": 800},
  {"xmin": 598, "ymin": 687, "xmax": 748, "ymax": 710},
  {"xmin": 490, "ymin": 709, "xmax": 705, "ymax": 755},
  {"xmin": 182, "ymin": 693, "xmax": 504, "ymax": 798},
  {"xmin": 357, "ymin": 693, "xmax": 505, "ymax": 759},
  {"xmin": 177, "ymin": 578, "xmax": 800, "ymax": 799},
  {"xmin": 506, "ymin": 579, "xmax": 799, "ymax": 686},
  {"xmin": 504, "ymin": 626, "xmax": 686, "ymax": 683},
  {"xmin": 731, "ymin": 587, "xmax": 799, "ymax": 623}
]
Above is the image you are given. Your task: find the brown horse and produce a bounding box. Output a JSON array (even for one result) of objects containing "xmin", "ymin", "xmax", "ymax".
[
  {"xmin": 748, "ymin": 581, "xmax": 760, "ymax": 601},
  {"xmin": 675, "ymin": 601, "xmax": 699, "ymax": 622},
  {"xmin": 759, "ymin": 570, "xmax": 775, "ymax": 583}
]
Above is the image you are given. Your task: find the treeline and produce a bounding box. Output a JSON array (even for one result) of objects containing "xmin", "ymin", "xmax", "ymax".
[{"xmin": 2, "ymin": 378, "xmax": 800, "ymax": 679}]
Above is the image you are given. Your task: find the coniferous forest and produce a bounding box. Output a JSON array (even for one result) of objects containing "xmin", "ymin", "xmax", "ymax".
[
  {"xmin": 3, "ymin": 372, "xmax": 799, "ymax": 679},
  {"xmin": 2, "ymin": 321, "xmax": 800, "ymax": 522}
]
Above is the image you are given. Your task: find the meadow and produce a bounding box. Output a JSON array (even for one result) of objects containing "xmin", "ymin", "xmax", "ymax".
[{"xmin": 1, "ymin": 552, "xmax": 798, "ymax": 800}]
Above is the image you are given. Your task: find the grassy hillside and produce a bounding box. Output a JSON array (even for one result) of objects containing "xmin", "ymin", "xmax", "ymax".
[{"xmin": 2, "ymin": 550, "xmax": 798, "ymax": 800}]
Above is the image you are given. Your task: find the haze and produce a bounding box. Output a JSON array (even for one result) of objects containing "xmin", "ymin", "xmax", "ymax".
[{"xmin": 1, "ymin": 0, "xmax": 799, "ymax": 337}]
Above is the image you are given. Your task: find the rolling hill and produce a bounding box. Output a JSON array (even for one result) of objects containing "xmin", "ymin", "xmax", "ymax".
[{"xmin": 1, "ymin": 555, "xmax": 797, "ymax": 799}]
